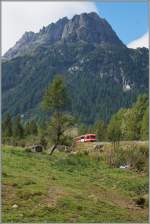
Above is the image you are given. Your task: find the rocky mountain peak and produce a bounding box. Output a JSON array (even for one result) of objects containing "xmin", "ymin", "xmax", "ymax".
[
  {"xmin": 3, "ymin": 12, "xmax": 125, "ymax": 60},
  {"xmin": 3, "ymin": 31, "xmax": 36, "ymax": 60},
  {"xmin": 2, "ymin": 12, "xmax": 148, "ymax": 123},
  {"xmin": 42, "ymin": 16, "xmax": 69, "ymax": 43},
  {"xmin": 61, "ymin": 12, "xmax": 124, "ymax": 46},
  {"xmin": 21, "ymin": 31, "xmax": 35, "ymax": 42}
]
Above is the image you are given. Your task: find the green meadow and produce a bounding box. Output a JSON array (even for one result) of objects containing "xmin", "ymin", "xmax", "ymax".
[{"xmin": 2, "ymin": 145, "xmax": 148, "ymax": 223}]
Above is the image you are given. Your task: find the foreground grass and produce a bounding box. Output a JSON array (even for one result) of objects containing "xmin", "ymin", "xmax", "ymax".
[{"xmin": 2, "ymin": 145, "xmax": 148, "ymax": 223}]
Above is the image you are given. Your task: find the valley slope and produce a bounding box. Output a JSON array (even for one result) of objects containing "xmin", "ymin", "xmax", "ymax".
[{"xmin": 2, "ymin": 12, "xmax": 149, "ymax": 123}]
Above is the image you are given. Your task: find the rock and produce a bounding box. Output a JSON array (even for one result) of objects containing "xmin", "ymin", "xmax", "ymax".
[
  {"xmin": 3, "ymin": 31, "xmax": 36, "ymax": 60},
  {"xmin": 25, "ymin": 144, "xmax": 43, "ymax": 152},
  {"xmin": 31, "ymin": 144, "xmax": 43, "ymax": 152},
  {"xmin": 12, "ymin": 204, "xmax": 18, "ymax": 208},
  {"xmin": 71, "ymin": 151, "xmax": 77, "ymax": 155},
  {"xmin": 56, "ymin": 145, "xmax": 66, "ymax": 151},
  {"xmin": 3, "ymin": 12, "xmax": 124, "ymax": 61},
  {"xmin": 94, "ymin": 144, "xmax": 104, "ymax": 152},
  {"xmin": 62, "ymin": 12, "xmax": 124, "ymax": 46},
  {"xmin": 119, "ymin": 165, "xmax": 129, "ymax": 169}
]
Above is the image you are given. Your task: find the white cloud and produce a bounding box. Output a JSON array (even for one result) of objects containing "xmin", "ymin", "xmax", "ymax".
[
  {"xmin": 127, "ymin": 32, "xmax": 149, "ymax": 49},
  {"xmin": 2, "ymin": 1, "xmax": 98, "ymax": 54}
]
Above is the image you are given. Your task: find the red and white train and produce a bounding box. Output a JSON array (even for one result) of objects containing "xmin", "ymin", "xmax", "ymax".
[{"xmin": 74, "ymin": 134, "xmax": 96, "ymax": 143}]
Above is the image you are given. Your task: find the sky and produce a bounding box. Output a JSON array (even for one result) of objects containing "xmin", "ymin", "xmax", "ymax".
[
  {"xmin": 95, "ymin": 2, "xmax": 148, "ymax": 48},
  {"xmin": 2, "ymin": 1, "xmax": 149, "ymax": 55}
]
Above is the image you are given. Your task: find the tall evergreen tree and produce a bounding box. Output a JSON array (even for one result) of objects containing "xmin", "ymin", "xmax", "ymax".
[
  {"xmin": 42, "ymin": 75, "xmax": 69, "ymax": 113},
  {"xmin": 24, "ymin": 121, "xmax": 30, "ymax": 136},
  {"xmin": 29, "ymin": 120, "xmax": 38, "ymax": 135},
  {"xmin": 42, "ymin": 75, "xmax": 71, "ymax": 154},
  {"xmin": 2, "ymin": 113, "xmax": 12, "ymax": 137},
  {"xmin": 24, "ymin": 120, "xmax": 38, "ymax": 136},
  {"xmin": 12, "ymin": 115, "xmax": 24, "ymax": 139}
]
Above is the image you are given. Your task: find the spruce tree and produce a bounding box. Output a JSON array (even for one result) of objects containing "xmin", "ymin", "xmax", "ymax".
[
  {"xmin": 12, "ymin": 115, "xmax": 24, "ymax": 139},
  {"xmin": 42, "ymin": 75, "xmax": 71, "ymax": 154},
  {"xmin": 2, "ymin": 113, "xmax": 12, "ymax": 137},
  {"xmin": 29, "ymin": 120, "xmax": 38, "ymax": 135}
]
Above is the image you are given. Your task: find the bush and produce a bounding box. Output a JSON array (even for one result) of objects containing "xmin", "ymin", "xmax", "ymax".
[
  {"xmin": 127, "ymin": 145, "xmax": 148, "ymax": 172},
  {"xmin": 106, "ymin": 144, "xmax": 148, "ymax": 172},
  {"xmin": 134, "ymin": 194, "xmax": 148, "ymax": 208},
  {"xmin": 60, "ymin": 135, "xmax": 73, "ymax": 147},
  {"xmin": 113, "ymin": 147, "xmax": 127, "ymax": 167}
]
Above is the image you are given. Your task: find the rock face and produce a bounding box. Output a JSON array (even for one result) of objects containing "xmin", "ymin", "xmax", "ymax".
[
  {"xmin": 2, "ymin": 12, "xmax": 149, "ymax": 123},
  {"xmin": 61, "ymin": 12, "xmax": 123, "ymax": 46},
  {"xmin": 3, "ymin": 12, "xmax": 124, "ymax": 61},
  {"xmin": 3, "ymin": 17, "xmax": 69, "ymax": 60},
  {"xmin": 3, "ymin": 32, "xmax": 36, "ymax": 60}
]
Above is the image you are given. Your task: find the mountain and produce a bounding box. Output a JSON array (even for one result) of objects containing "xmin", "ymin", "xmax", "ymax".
[
  {"xmin": 3, "ymin": 12, "xmax": 124, "ymax": 61},
  {"xmin": 2, "ymin": 12, "xmax": 149, "ymax": 124}
]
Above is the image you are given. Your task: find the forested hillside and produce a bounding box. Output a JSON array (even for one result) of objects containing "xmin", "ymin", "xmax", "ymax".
[
  {"xmin": 2, "ymin": 92, "xmax": 148, "ymax": 148},
  {"xmin": 2, "ymin": 12, "xmax": 149, "ymax": 123}
]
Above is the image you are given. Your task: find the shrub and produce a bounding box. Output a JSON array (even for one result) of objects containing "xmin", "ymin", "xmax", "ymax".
[
  {"xmin": 134, "ymin": 194, "xmax": 148, "ymax": 208},
  {"xmin": 127, "ymin": 145, "xmax": 148, "ymax": 172},
  {"xmin": 106, "ymin": 144, "xmax": 148, "ymax": 172}
]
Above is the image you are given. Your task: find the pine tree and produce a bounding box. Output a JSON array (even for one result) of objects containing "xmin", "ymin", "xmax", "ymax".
[
  {"xmin": 2, "ymin": 113, "xmax": 12, "ymax": 137},
  {"xmin": 12, "ymin": 115, "xmax": 24, "ymax": 139},
  {"xmin": 42, "ymin": 75, "xmax": 69, "ymax": 112},
  {"xmin": 24, "ymin": 120, "xmax": 38, "ymax": 136},
  {"xmin": 24, "ymin": 121, "xmax": 30, "ymax": 136},
  {"xmin": 29, "ymin": 120, "xmax": 38, "ymax": 135},
  {"xmin": 42, "ymin": 75, "xmax": 71, "ymax": 154}
]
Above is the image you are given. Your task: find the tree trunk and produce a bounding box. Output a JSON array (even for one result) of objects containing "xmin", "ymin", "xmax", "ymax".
[
  {"xmin": 50, "ymin": 111, "xmax": 62, "ymax": 155},
  {"xmin": 50, "ymin": 144, "xmax": 58, "ymax": 155}
]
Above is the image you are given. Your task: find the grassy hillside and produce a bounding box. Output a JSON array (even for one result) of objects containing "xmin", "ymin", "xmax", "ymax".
[{"xmin": 2, "ymin": 145, "xmax": 148, "ymax": 223}]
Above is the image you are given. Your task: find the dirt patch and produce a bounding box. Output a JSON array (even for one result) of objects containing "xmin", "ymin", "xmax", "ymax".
[
  {"xmin": 87, "ymin": 185, "xmax": 148, "ymax": 219},
  {"xmin": 2, "ymin": 184, "xmax": 17, "ymax": 206},
  {"xmin": 45, "ymin": 186, "xmax": 70, "ymax": 208},
  {"xmin": 88, "ymin": 186, "xmax": 137, "ymax": 209}
]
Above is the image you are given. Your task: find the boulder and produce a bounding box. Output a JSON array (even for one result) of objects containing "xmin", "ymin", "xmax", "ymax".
[
  {"xmin": 94, "ymin": 144, "xmax": 104, "ymax": 152},
  {"xmin": 31, "ymin": 144, "xmax": 43, "ymax": 152}
]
